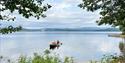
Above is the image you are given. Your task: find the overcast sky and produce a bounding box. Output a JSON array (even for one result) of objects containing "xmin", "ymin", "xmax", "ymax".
[{"xmin": 0, "ymin": 0, "xmax": 110, "ymax": 28}]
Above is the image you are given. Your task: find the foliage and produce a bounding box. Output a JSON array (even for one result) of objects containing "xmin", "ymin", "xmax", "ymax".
[
  {"xmin": 0, "ymin": 25, "xmax": 22, "ymax": 34},
  {"xmin": 0, "ymin": 0, "xmax": 51, "ymax": 20},
  {"xmin": 0, "ymin": 0, "xmax": 51, "ymax": 34},
  {"xmin": 90, "ymin": 55, "xmax": 125, "ymax": 63},
  {"xmin": 79, "ymin": 0, "xmax": 125, "ymax": 34},
  {"xmin": 64, "ymin": 57, "xmax": 74, "ymax": 63},
  {"xmin": 119, "ymin": 42, "xmax": 125, "ymax": 57},
  {"xmin": 0, "ymin": 50, "xmax": 74, "ymax": 63}
]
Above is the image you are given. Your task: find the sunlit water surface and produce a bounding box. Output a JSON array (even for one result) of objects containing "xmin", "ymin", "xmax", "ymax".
[{"xmin": 0, "ymin": 31, "xmax": 122, "ymax": 62}]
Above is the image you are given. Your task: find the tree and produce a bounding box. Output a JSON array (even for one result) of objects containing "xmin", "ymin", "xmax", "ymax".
[
  {"xmin": 79, "ymin": 0, "xmax": 125, "ymax": 34},
  {"xmin": 119, "ymin": 42, "xmax": 125, "ymax": 57},
  {"xmin": 0, "ymin": 0, "xmax": 51, "ymax": 34}
]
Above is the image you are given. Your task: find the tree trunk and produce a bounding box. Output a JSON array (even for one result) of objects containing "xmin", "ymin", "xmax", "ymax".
[
  {"xmin": 122, "ymin": 32, "xmax": 125, "ymax": 35},
  {"xmin": 122, "ymin": 38, "xmax": 125, "ymax": 57}
]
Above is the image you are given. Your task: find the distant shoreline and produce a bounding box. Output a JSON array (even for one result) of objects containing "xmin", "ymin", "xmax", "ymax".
[
  {"xmin": 17, "ymin": 31, "xmax": 121, "ymax": 35},
  {"xmin": 108, "ymin": 34, "xmax": 125, "ymax": 38},
  {"xmin": 21, "ymin": 27, "xmax": 120, "ymax": 32}
]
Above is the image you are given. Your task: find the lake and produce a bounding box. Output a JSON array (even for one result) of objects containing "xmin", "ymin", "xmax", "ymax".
[{"xmin": 0, "ymin": 31, "xmax": 122, "ymax": 62}]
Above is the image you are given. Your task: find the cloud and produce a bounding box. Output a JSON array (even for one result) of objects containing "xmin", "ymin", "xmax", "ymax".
[
  {"xmin": 43, "ymin": 0, "xmax": 100, "ymax": 24},
  {"xmin": 0, "ymin": 0, "xmax": 102, "ymax": 28},
  {"xmin": 54, "ymin": 3, "xmax": 71, "ymax": 9}
]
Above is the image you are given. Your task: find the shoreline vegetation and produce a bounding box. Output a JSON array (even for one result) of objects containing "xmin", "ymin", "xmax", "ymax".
[
  {"xmin": 0, "ymin": 48, "xmax": 125, "ymax": 63},
  {"xmin": 21, "ymin": 27, "xmax": 119, "ymax": 32},
  {"xmin": 108, "ymin": 34, "xmax": 125, "ymax": 38},
  {"xmin": 0, "ymin": 49, "xmax": 75, "ymax": 63}
]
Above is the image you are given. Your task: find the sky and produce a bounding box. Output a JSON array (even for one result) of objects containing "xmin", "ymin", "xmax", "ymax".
[{"xmin": 0, "ymin": 0, "xmax": 109, "ymax": 28}]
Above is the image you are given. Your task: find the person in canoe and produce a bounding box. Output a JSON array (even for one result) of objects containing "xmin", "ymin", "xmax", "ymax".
[{"xmin": 49, "ymin": 40, "xmax": 62, "ymax": 50}]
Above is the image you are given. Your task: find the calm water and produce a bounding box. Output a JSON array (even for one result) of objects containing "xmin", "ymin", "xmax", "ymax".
[{"xmin": 0, "ymin": 31, "xmax": 122, "ymax": 62}]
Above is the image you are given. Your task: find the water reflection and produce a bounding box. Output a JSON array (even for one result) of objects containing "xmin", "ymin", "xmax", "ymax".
[
  {"xmin": 119, "ymin": 37, "xmax": 125, "ymax": 56},
  {"xmin": 109, "ymin": 34, "xmax": 125, "ymax": 56}
]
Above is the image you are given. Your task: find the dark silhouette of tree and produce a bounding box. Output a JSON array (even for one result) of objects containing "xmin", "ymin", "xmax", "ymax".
[
  {"xmin": 0, "ymin": 0, "xmax": 51, "ymax": 34},
  {"xmin": 79, "ymin": 0, "xmax": 125, "ymax": 34},
  {"xmin": 119, "ymin": 42, "xmax": 125, "ymax": 57}
]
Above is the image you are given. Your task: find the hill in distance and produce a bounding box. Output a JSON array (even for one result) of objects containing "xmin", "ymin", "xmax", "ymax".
[{"xmin": 22, "ymin": 27, "xmax": 119, "ymax": 32}]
